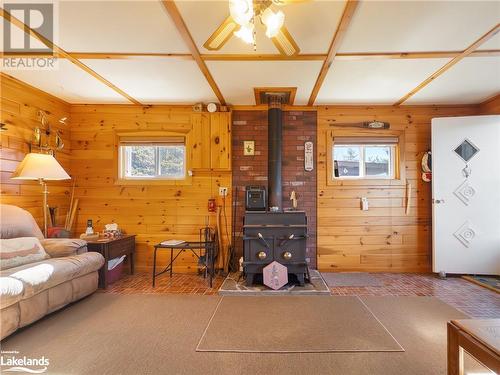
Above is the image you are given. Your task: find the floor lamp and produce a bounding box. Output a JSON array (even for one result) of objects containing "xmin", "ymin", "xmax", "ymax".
[{"xmin": 11, "ymin": 153, "xmax": 71, "ymax": 237}]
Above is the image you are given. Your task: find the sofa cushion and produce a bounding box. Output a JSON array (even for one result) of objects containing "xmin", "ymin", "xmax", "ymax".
[
  {"xmin": 0, "ymin": 276, "xmax": 24, "ymax": 309},
  {"xmin": 40, "ymin": 239, "xmax": 88, "ymax": 258},
  {"xmin": 0, "ymin": 205, "xmax": 44, "ymax": 240},
  {"xmin": 0, "ymin": 237, "xmax": 49, "ymax": 270},
  {"xmin": 1, "ymin": 252, "xmax": 104, "ymax": 299}
]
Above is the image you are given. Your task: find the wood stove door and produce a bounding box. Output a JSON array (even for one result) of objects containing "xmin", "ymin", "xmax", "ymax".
[
  {"xmin": 274, "ymin": 236, "xmax": 306, "ymax": 265},
  {"xmin": 244, "ymin": 236, "xmax": 274, "ymax": 263}
]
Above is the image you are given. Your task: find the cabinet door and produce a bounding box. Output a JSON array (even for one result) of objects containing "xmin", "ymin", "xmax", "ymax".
[
  {"xmin": 210, "ymin": 112, "xmax": 231, "ymax": 170},
  {"xmin": 191, "ymin": 113, "xmax": 211, "ymax": 169}
]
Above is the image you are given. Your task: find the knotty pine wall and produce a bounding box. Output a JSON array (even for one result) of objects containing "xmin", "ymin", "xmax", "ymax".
[
  {"xmin": 69, "ymin": 105, "xmax": 231, "ymax": 273},
  {"xmin": 0, "ymin": 74, "xmax": 72, "ymax": 228},
  {"xmin": 316, "ymin": 105, "xmax": 480, "ymax": 272}
]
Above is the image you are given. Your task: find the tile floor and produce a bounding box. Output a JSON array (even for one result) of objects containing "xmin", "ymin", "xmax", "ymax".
[{"xmin": 103, "ymin": 271, "xmax": 500, "ymax": 318}]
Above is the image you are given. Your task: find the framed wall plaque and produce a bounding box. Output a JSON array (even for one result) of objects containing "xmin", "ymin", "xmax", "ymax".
[{"xmin": 304, "ymin": 141, "xmax": 314, "ymax": 171}]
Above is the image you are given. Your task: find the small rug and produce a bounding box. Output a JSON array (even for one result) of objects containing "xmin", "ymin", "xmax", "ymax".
[
  {"xmin": 196, "ymin": 295, "xmax": 404, "ymax": 353},
  {"xmin": 462, "ymin": 275, "xmax": 500, "ymax": 294},
  {"xmin": 218, "ymin": 269, "xmax": 330, "ymax": 295},
  {"xmin": 321, "ymin": 272, "xmax": 383, "ymax": 287}
]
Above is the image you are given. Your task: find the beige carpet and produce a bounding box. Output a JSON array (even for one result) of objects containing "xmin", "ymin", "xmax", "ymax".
[
  {"xmin": 1, "ymin": 294, "xmax": 484, "ymax": 375},
  {"xmin": 321, "ymin": 272, "xmax": 383, "ymax": 287},
  {"xmin": 197, "ymin": 296, "xmax": 403, "ymax": 352}
]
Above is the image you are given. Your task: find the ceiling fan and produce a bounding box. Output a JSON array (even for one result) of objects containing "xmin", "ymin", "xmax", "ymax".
[{"xmin": 203, "ymin": 0, "xmax": 305, "ymax": 56}]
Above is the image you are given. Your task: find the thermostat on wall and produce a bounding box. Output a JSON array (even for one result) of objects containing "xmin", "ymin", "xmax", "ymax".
[{"xmin": 207, "ymin": 103, "xmax": 218, "ymax": 113}]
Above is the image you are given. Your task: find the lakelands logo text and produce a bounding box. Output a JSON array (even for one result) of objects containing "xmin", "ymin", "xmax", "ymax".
[
  {"xmin": 1, "ymin": 351, "xmax": 49, "ymax": 373},
  {"xmin": 2, "ymin": 2, "xmax": 57, "ymax": 70}
]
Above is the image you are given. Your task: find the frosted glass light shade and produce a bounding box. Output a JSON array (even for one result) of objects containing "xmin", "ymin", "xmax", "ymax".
[{"xmin": 11, "ymin": 153, "xmax": 71, "ymax": 181}]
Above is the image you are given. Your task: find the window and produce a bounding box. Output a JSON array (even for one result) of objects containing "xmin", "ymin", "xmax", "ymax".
[
  {"xmin": 119, "ymin": 137, "xmax": 186, "ymax": 180},
  {"xmin": 332, "ymin": 137, "xmax": 398, "ymax": 179}
]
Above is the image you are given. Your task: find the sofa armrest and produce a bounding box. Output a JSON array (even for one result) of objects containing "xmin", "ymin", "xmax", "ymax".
[{"xmin": 40, "ymin": 239, "xmax": 88, "ymax": 258}]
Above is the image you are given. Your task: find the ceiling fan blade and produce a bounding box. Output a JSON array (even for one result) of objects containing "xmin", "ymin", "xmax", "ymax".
[
  {"xmin": 271, "ymin": 26, "xmax": 300, "ymax": 56},
  {"xmin": 203, "ymin": 16, "xmax": 239, "ymax": 51}
]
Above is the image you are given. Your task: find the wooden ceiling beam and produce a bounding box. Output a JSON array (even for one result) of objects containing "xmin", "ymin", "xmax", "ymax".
[
  {"xmin": 394, "ymin": 24, "xmax": 500, "ymax": 106},
  {"xmin": 307, "ymin": 0, "xmax": 359, "ymax": 106},
  {"xmin": 0, "ymin": 7, "xmax": 142, "ymax": 105},
  {"xmin": 2, "ymin": 50, "xmax": 499, "ymax": 61},
  {"xmin": 161, "ymin": 0, "xmax": 226, "ymax": 105}
]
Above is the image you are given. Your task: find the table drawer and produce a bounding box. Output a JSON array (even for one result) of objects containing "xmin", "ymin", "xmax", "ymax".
[{"xmin": 108, "ymin": 237, "xmax": 135, "ymax": 258}]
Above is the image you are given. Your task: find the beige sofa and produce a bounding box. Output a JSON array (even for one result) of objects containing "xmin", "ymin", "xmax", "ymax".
[{"xmin": 0, "ymin": 205, "xmax": 104, "ymax": 339}]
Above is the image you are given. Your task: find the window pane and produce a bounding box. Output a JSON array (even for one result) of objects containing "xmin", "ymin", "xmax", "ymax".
[
  {"xmin": 334, "ymin": 146, "xmax": 361, "ymax": 177},
  {"xmin": 365, "ymin": 146, "xmax": 390, "ymax": 177},
  {"xmin": 159, "ymin": 146, "xmax": 185, "ymax": 178},
  {"xmin": 127, "ymin": 146, "xmax": 155, "ymax": 177}
]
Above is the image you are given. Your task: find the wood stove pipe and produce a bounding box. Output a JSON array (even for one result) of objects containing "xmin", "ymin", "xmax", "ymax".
[{"xmin": 267, "ymin": 95, "xmax": 283, "ymax": 211}]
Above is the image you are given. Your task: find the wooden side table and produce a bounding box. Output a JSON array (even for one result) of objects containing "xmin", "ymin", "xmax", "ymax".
[
  {"xmin": 447, "ymin": 319, "xmax": 500, "ymax": 375},
  {"xmin": 86, "ymin": 235, "xmax": 136, "ymax": 289}
]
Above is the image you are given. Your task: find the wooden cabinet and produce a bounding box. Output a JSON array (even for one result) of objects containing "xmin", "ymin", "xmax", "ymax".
[
  {"xmin": 210, "ymin": 112, "xmax": 231, "ymax": 170},
  {"xmin": 191, "ymin": 111, "xmax": 231, "ymax": 171}
]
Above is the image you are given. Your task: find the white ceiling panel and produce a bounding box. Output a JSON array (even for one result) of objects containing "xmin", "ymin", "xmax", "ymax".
[
  {"xmin": 479, "ymin": 32, "xmax": 500, "ymax": 51},
  {"xmin": 177, "ymin": 0, "xmax": 345, "ymax": 54},
  {"xmin": 82, "ymin": 58, "xmax": 218, "ymax": 104},
  {"xmin": 340, "ymin": 1, "xmax": 500, "ymax": 53},
  {"xmin": 1, "ymin": 60, "xmax": 128, "ymax": 103},
  {"xmin": 206, "ymin": 61, "xmax": 322, "ymax": 105},
  {"xmin": 58, "ymin": 1, "xmax": 189, "ymax": 53},
  {"xmin": 316, "ymin": 58, "xmax": 448, "ymax": 105},
  {"xmin": 406, "ymin": 57, "xmax": 500, "ymax": 105}
]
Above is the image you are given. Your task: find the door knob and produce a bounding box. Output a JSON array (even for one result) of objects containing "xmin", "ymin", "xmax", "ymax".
[{"xmin": 433, "ymin": 199, "xmax": 445, "ymax": 204}]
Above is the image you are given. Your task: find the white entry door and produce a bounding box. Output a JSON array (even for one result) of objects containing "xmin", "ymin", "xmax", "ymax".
[{"xmin": 432, "ymin": 115, "xmax": 500, "ymax": 275}]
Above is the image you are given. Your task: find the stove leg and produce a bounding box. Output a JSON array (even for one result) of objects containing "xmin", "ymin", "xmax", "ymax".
[
  {"xmin": 296, "ymin": 273, "xmax": 305, "ymax": 287},
  {"xmin": 246, "ymin": 273, "xmax": 255, "ymax": 287}
]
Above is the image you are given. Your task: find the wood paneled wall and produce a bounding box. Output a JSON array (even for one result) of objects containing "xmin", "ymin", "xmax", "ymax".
[
  {"xmin": 316, "ymin": 105, "xmax": 479, "ymax": 272},
  {"xmin": 0, "ymin": 74, "xmax": 72, "ymax": 228},
  {"xmin": 69, "ymin": 105, "xmax": 231, "ymax": 273}
]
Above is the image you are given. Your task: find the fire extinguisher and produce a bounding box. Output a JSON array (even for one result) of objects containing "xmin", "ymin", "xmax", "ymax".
[{"xmin": 208, "ymin": 198, "xmax": 216, "ymax": 213}]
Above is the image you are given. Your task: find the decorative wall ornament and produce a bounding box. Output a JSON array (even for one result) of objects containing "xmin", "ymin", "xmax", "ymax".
[
  {"xmin": 453, "ymin": 180, "xmax": 476, "ymax": 206},
  {"xmin": 243, "ymin": 140, "xmax": 255, "ymax": 156},
  {"xmin": 304, "ymin": 141, "xmax": 314, "ymax": 171},
  {"xmin": 32, "ymin": 110, "xmax": 66, "ymax": 153},
  {"xmin": 453, "ymin": 221, "xmax": 476, "ymax": 248}
]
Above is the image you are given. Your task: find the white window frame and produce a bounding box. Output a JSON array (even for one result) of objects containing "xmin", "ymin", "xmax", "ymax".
[
  {"xmin": 332, "ymin": 144, "xmax": 396, "ymax": 180},
  {"xmin": 118, "ymin": 141, "xmax": 186, "ymax": 181}
]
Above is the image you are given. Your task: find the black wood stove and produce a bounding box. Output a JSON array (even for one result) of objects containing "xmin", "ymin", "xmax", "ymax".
[{"xmin": 243, "ymin": 94, "xmax": 309, "ymax": 286}]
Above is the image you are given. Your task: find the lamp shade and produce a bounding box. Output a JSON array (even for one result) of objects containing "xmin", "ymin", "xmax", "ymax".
[{"xmin": 11, "ymin": 153, "xmax": 71, "ymax": 181}]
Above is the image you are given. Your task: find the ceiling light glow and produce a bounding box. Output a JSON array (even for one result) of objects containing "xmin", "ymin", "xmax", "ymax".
[
  {"xmin": 234, "ymin": 23, "xmax": 254, "ymax": 44},
  {"xmin": 229, "ymin": 0, "xmax": 253, "ymax": 26},
  {"xmin": 261, "ymin": 8, "xmax": 285, "ymax": 38}
]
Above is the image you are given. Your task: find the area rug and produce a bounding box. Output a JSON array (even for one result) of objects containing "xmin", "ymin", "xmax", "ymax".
[
  {"xmin": 321, "ymin": 272, "xmax": 383, "ymax": 287},
  {"xmin": 218, "ymin": 269, "xmax": 330, "ymax": 295},
  {"xmin": 196, "ymin": 296, "xmax": 403, "ymax": 353},
  {"xmin": 2, "ymin": 294, "xmax": 478, "ymax": 375},
  {"xmin": 462, "ymin": 275, "xmax": 500, "ymax": 294}
]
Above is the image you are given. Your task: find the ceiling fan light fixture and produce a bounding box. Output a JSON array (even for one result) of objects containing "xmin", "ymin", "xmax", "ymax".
[
  {"xmin": 234, "ymin": 22, "xmax": 255, "ymax": 44},
  {"xmin": 261, "ymin": 8, "xmax": 285, "ymax": 38},
  {"xmin": 229, "ymin": 0, "xmax": 253, "ymax": 26}
]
